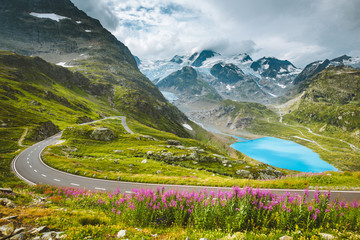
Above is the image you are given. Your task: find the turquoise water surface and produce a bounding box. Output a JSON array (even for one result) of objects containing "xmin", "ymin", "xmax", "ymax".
[{"xmin": 230, "ymin": 137, "xmax": 337, "ymax": 173}]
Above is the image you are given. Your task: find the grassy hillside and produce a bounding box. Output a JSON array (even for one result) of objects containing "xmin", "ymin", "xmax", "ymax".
[
  {"xmin": 0, "ymin": 0, "xmax": 190, "ymax": 137},
  {"xmin": 285, "ymin": 66, "xmax": 360, "ymax": 133}
]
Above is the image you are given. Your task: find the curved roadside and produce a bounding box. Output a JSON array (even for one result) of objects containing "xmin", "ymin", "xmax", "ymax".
[{"xmin": 11, "ymin": 116, "xmax": 360, "ymax": 202}]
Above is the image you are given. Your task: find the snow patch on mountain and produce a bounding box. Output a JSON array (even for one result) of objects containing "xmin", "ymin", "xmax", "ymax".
[
  {"xmin": 182, "ymin": 124, "xmax": 193, "ymax": 131},
  {"xmin": 56, "ymin": 62, "xmax": 74, "ymax": 68},
  {"xmin": 30, "ymin": 12, "xmax": 69, "ymax": 22}
]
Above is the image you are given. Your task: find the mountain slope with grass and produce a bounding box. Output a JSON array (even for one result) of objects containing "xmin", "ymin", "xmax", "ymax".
[
  {"xmin": 285, "ymin": 66, "xmax": 360, "ymax": 137},
  {"xmin": 0, "ymin": 0, "xmax": 189, "ymax": 137}
]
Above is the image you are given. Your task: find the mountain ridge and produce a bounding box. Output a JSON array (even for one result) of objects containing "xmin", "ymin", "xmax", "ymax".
[{"xmin": 0, "ymin": 0, "xmax": 190, "ymax": 137}]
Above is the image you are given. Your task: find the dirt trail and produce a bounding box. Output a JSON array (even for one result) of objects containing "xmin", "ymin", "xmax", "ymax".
[{"xmin": 18, "ymin": 128, "xmax": 28, "ymax": 147}]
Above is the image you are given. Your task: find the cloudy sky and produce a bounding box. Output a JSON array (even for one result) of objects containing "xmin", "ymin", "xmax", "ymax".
[{"xmin": 71, "ymin": 0, "xmax": 360, "ymax": 67}]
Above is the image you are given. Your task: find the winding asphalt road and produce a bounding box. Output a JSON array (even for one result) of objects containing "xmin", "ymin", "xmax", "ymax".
[{"xmin": 11, "ymin": 117, "xmax": 360, "ymax": 202}]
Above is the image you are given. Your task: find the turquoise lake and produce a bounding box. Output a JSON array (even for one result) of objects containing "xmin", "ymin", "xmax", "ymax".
[{"xmin": 230, "ymin": 137, "xmax": 337, "ymax": 173}]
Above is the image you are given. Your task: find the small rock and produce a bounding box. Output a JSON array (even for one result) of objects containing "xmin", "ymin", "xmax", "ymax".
[
  {"xmin": 0, "ymin": 198, "xmax": 15, "ymax": 208},
  {"xmin": 199, "ymin": 238, "xmax": 209, "ymax": 240},
  {"xmin": 2, "ymin": 215, "xmax": 18, "ymax": 220},
  {"xmin": 141, "ymin": 159, "xmax": 147, "ymax": 164},
  {"xmin": 114, "ymin": 150, "xmax": 124, "ymax": 153},
  {"xmin": 279, "ymin": 236, "xmax": 293, "ymax": 240},
  {"xmin": 193, "ymin": 161, "xmax": 198, "ymax": 165},
  {"xmin": 10, "ymin": 232, "xmax": 25, "ymax": 240},
  {"xmin": 117, "ymin": 229, "xmax": 127, "ymax": 238},
  {"xmin": 319, "ymin": 233, "xmax": 335, "ymax": 240},
  {"xmin": 0, "ymin": 222, "xmax": 14, "ymax": 237},
  {"xmin": 0, "ymin": 188, "xmax": 13, "ymax": 194},
  {"xmin": 13, "ymin": 227, "xmax": 26, "ymax": 235},
  {"xmin": 156, "ymin": 170, "xmax": 162, "ymax": 174},
  {"xmin": 41, "ymin": 231, "xmax": 57, "ymax": 240},
  {"xmin": 30, "ymin": 226, "xmax": 49, "ymax": 234}
]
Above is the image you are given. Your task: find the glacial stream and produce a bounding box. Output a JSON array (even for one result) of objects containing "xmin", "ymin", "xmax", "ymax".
[{"xmin": 231, "ymin": 137, "xmax": 338, "ymax": 173}]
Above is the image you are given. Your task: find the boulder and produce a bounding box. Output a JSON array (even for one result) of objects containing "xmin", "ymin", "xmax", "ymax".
[
  {"xmin": 30, "ymin": 226, "xmax": 49, "ymax": 234},
  {"xmin": 117, "ymin": 230, "xmax": 127, "ymax": 238},
  {"xmin": 188, "ymin": 151, "xmax": 199, "ymax": 160},
  {"xmin": 236, "ymin": 170, "xmax": 254, "ymax": 179},
  {"xmin": 10, "ymin": 232, "xmax": 25, "ymax": 240},
  {"xmin": 0, "ymin": 222, "xmax": 14, "ymax": 237},
  {"xmin": 0, "ymin": 188, "xmax": 13, "ymax": 194},
  {"xmin": 319, "ymin": 233, "xmax": 335, "ymax": 240},
  {"xmin": 0, "ymin": 198, "xmax": 15, "ymax": 208},
  {"xmin": 90, "ymin": 128, "xmax": 116, "ymax": 141},
  {"xmin": 141, "ymin": 135, "xmax": 159, "ymax": 141},
  {"xmin": 41, "ymin": 232, "xmax": 57, "ymax": 240},
  {"xmin": 166, "ymin": 140, "xmax": 182, "ymax": 146},
  {"xmin": 279, "ymin": 236, "xmax": 293, "ymax": 240}
]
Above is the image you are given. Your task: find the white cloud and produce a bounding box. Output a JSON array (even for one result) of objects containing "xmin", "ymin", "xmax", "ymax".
[{"xmin": 71, "ymin": 0, "xmax": 360, "ymax": 67}]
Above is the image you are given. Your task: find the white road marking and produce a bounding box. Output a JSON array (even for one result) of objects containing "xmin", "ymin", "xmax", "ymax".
[
  {"xmin": 95, "ymin": 187, "xmax": 106, "ymax": 191},
  {"xmin": 41, "ymin": 174, "xmax": 47, "ymax": 177},
  {"xmin": 28, "ymin": 154, "xmax": 30, "ymax": 157},
  {"xmin": 31, "ymin": 151, "xmax": 33, "ymax": 153},
  {"xmin": 71, "ymin": 183, "xmax": 79, "ymax": 186},
  {"xmin": 54, "ymin": 179, "xmax": 61, "ymax": 182},
  {"xmin": 27, "ymin": 157, "xmax": 29, "ymax": 160},
  {"xmin": 29, "ymin": 165, "xmax": 32, "ymax": 168},
  {"xmin": 34, "ymin": 170, "xmax": 37, "ymax": 172},
  {"xmin": 27, "ymin": 161, "xmax": 29, "ymax": 164}
]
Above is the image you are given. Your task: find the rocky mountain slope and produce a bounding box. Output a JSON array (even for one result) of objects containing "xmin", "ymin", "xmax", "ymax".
[
  {"xmin": 156, "ymin": 66, "xmax": 222, "ymax": 104},
  {"xmin": 0, "ymin": 0, "xmax": 189, "ymax": 137}
]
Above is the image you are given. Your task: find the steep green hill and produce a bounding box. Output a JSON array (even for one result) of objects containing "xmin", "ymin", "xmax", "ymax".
[
  {"xmin": 284, "ymin": 66, "xmax": 360, "ymax": 138},
  {"xmin": 0, "ymin": 0, "xmax": 189, "ymax": 137},
  {"xmin": 0, "ymin": 51, "xmax": 115, "ymax": 148}
]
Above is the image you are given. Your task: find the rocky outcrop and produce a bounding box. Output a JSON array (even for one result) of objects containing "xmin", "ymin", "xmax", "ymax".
[
  {"xmin": 76, "ymin": 116, "xmax": 93, "ymax": 124},
  {"xmin": 230, "ymin": 116, "xmax": 253, "ymax": 130},
  {"xmin": 235, "ymin": 170, "xmax": 254, "ymax": 179},
  {"xmin": 236, "ymin": 166, "xmax": 284, "ymax": 180},
  {"xmin": 166, "ymin": 140, "xmax": 182, "ymax": 146},
  {"xmin": 32, "ymin": 121, "xmax": 60, "ymax": 141},
  {"xmin": 90, "ymin": 128, "xmax": 116, "ymax": 141}
]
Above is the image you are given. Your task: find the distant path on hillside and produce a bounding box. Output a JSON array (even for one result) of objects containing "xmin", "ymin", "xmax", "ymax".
[
  {"xmin": 278, "ymin": 110, "xmax": 359, "ymax": 153},
  {"xmin": 12, "ymin": 116, "xmax": 360, "ymax": 202},
  {"xmin": 17, "ymin": 127, "xmax": 28, "ymax": 147}
]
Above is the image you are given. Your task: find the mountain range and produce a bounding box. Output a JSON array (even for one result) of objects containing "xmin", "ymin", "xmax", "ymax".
[{"xmin": 139, "ymin": 50, "xmax": 360, "ymax": 112}]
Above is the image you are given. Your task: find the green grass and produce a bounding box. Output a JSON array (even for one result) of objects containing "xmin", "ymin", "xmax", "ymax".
[{"xmin": 40, "ymin": 118, "xmax": 360, "ymax": 190}]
